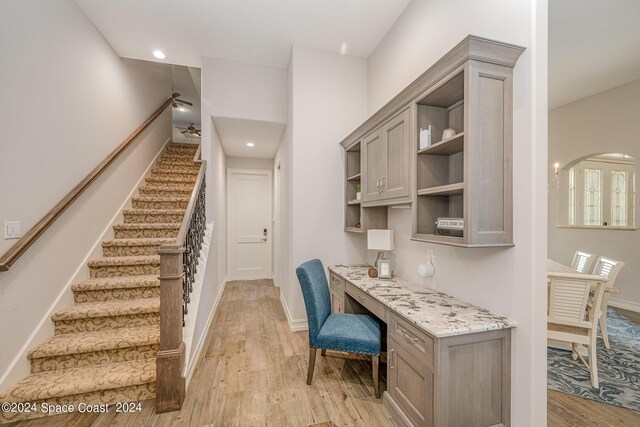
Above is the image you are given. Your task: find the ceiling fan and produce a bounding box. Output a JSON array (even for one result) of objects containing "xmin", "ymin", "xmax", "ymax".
[
  {"xmin": 171, "ymin": 92, "xmax": 193, "ymax": 109},
  {"xmin": 177, "ymin": 123, "xmax": 201, "ymax": 137}
]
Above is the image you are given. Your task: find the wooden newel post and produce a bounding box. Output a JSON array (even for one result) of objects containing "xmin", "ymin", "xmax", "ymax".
[{"xmin": 156, "ymin": 242, "xmax": 186, "ymax": 413}]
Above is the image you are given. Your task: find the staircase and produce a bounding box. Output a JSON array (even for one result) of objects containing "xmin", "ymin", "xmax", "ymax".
[{"xmin": 0, "ymin": 143, "xmax": 199, "ymax": 423}]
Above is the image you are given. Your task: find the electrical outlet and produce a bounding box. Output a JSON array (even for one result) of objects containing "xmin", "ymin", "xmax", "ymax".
[{"xmin": 4, "ymin": 221, "xmax": 21, "ymax": 239}]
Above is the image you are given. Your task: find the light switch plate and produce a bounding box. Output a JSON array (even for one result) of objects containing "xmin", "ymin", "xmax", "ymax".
[{"xmin": 4, "ymin": 221, "xmax": 21, "ymax": 239}]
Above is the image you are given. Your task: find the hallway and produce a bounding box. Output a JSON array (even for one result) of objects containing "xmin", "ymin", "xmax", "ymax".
[{"xmin": 10, "ymin": 280, "xmax": 392, "ymax": 426}]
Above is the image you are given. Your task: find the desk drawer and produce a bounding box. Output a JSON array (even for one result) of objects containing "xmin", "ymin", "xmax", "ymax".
[
  {"xmin": 345, "ymin": 282, "xmax": 387, "ymax": 322},
  {"xmin": 389, "ymin": 313, "xmax": 434, "ymax": 367},
  {"xmin": 329, "ymin": 271, "xmax": 345, "ymax": 292}
]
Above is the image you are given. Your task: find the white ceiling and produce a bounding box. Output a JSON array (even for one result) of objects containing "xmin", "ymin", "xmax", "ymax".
[
  {"xmin": 213, "ymin": 117, "xmax": 285, "ymax": 159},
  {"xmin": 75, "ymin": 0, "xmax": 411, "ymax": 69},
  {"xmin": 549, "ymin": 0, "xmax": 640, "ymax": 109}
]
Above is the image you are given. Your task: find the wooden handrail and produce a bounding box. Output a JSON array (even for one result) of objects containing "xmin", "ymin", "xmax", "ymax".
[{"xmin": 0, "ymin": 98, "xmax": 173, "ymax": 272}]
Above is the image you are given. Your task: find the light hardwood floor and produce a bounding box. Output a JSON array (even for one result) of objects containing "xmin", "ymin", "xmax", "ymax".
[
  {"xmin": 548, "ymin": 306, "xmax": 640, "ymax": 427},
  {"xmin": 9, "ymin": 280, "xmax": 392, "ymax": 427},
  {"xmin": 8, "ymin": 281, "xmax": 640, "ymax": 426}
]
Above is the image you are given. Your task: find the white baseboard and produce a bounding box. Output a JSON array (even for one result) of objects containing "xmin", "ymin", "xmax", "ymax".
[
  {"xmin": 0, "ymin": 138, "xmax": 171, "ymax": 391},
  {"xmin": 280, "ymin": 293, "xmax": 308, "ymax": 332},
  {"xmin": 185, "ymin": 274, "xmax": 227, "ymax": 387},
  {"xmin": 608, "ymin": 297, "xmax": 640, "ymax": 313}
]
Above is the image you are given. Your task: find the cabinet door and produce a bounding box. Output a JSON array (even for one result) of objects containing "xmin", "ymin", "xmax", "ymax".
[
  {"xmin": 362, "ymin": 127, "xmax": 385, "ymax": 202},
  {"xmin": 330, "ymin": 289, "xmax": 344, "ymax": 313},
  {"xmin": 388, "ymin": 337, "xmax": 433, "ymax": 427},
  {"xmin": 382, "ymin": 108, "xmax": 411, "ymax": 200}
]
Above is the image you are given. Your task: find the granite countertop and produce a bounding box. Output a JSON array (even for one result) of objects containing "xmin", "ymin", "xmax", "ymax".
[{"xmin": 328, "ymin": 265, "xmax": 516, "ymax": 338}]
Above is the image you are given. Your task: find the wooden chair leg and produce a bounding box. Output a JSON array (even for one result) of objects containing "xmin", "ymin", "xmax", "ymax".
[
  {"xmin": 321, "ymin": 349, "xmax": 326, "ymax": 356},
  {"xmin": 306, "ymin": 348, "xmax": 317, "ymax": 385},
  {"xmin": 600, "ymin": 310, "xmax": 610, "ymax": 349},
  {"xmin": 589, "ymin": 338, "xmax": 599, "ymax": 388},
  {"xmin": 571, "ymin": 343, "xmax": 579, "ymax": 360},
  {"xmin": 372, "ymin": 355, "xmax": 380, "ymax": 398}
]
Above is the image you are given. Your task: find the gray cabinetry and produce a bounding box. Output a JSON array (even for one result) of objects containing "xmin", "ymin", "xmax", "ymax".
[
  {"xmin": 362, "ymin": 108, "xmax": 412, "ymax": 206},
  {"xmin": 387, "ymin": 337, "xmax": 434, "ymax": 427},
  {"xmin": 344, "ymin": 139, "xmax": 388, "ymax": 233},
  {"xmin": 386, "ymin": 312, "xmax": 511, "ymax": 427},
  {"xmin": 340, "ymin": 35, "xmax": 524, "ymax": 246},
  {"xmin": 329, "ymin": 272, "xmax": 345, "ymax": 313},
  {"xmin": 363, "ymin": 129, "xmax": 385, "ymax": 202}
]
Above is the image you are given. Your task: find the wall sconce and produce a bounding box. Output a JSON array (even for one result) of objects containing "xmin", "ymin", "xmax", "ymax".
[{"xmin": 549, "ymin": 162, "xmax": 560, "ymax": 187}]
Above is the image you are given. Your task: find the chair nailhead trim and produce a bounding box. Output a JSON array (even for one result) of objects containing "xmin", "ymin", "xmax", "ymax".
[{"xmin": 311, "ymin": 345, "xmax": 379, "ymax": 356}]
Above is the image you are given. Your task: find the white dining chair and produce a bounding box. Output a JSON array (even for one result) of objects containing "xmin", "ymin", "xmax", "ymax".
[
  {"xmin": 548, "ymin": 274, "xmax": 606, "ymax": 388},
  {"xmin": 591, "ymin": 256, "xmax": 625, "ymax": 349},
  {"xmin": 571, "ymin": 250, "xmax": 597, "ymax": 273}
]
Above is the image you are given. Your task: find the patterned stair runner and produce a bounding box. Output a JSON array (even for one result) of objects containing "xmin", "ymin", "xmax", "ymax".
[{"xmin": 0, "ymin": 143, "xmax": 199, "ymax": 422}]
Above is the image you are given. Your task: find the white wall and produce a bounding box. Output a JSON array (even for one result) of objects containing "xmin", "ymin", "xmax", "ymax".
[
  {"xmin": 273, "ymin": 59, "xmax": 293, "ymax": 299},
  {"xmin": 192, "ymin": 117, "xmax": 227, "ymax": 353},
  {"xmin": 226, "ymin": 156, "xmax": 273, "ymax": 170},
  {"xmin": 277, "ymin": 46, "xmax": 370, "ymax": 326},
  {"xmin": 0, "ymin": 0, "xmax": 171, "ymax": 387},
  {"xmin": 365, "ymin": 1, "xmax": 548, "ymax": 425},
  {"xmin": 195, "ymin": 55, "xmax": 288, "ymax": 344},
  {"xmin": 548, "ymin": 79, "xmax": 640, "ymax": 308}
]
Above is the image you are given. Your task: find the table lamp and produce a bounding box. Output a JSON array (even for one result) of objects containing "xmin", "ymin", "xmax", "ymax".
[{"xmin": 367, "ymin": 229, "xmax": 394, "ymax": 270}]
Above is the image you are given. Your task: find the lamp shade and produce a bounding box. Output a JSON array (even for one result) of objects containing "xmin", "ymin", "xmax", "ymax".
[{"xmin": 367, "ymin": 229, "xmax": 394, "ymax": 251}]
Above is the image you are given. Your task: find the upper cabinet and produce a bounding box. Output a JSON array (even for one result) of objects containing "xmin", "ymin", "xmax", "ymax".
[
  {"xmin": 340, "ymin": 36, "xmax": 524, "ymax": 247},
  {"xmin": 362, "ymin": 108, "xmax": 412, "ymax": 205}
]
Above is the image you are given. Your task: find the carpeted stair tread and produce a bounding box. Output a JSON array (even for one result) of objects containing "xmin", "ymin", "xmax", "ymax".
[
  {"xmin": 87, "ymin": 255, "xmax": 160, "ymax": 268},
  {"xmin": 0, "ymin": 359, "xmax": 156, "ymax": 402},
  {"xmin": 132, "ymin": 194, "xmax": 191, "ymax": 209},
  {"xmin": 156, "ymin": 159, "xmax": 198, "ymax": 166},
  {"xmin": 145, "ymin": 175, "xmax": 196, "ymax": 185},
  {"xmin": 113, "ymin": 223, "xmax": 181, "ymax": 231},
  {"xmin": 72, "ymin": 275, "xmax": 160, "ymax": 292},
  {"xmin": 27, "ymin": 326, "xmax": 159, "ymax": 360},
  {"xmin": 151, "ymin": 166, "xmax": 200, "ymax": 175},
  {"xmin": 102, "ymin": 237, "xmax": 174, "ymax": 248},
  {"xmin": 122, "ymin": 208, "xmax": 186, "ymax": 216},
  {"xmin": 138, "ymin": 183, "xmax": 194, "ymax": 192},
  {"xmin": 52, "ymin": 298, "xmax": 160, "ymax": 321},
  {"xmin": 138, "ymin": 186, "xmax": 193, "ymax": 196},
  {"xmin": 133, "ymin": 195, "xmax": 191, "ymax": 203},
  {"xmin": 112, "ymin": 223, "xmax": 181, "ymax": 239},
  {"xmin": 114, "ymin": 222, "xmax": 181, "ymax": 228},
  {"xmin": 153, "ymin": 164, "xmax": 200, "ymax": 172},
  {"xmin": 131, "ymin": 196, "xmax": 190, "ymax": 210}
]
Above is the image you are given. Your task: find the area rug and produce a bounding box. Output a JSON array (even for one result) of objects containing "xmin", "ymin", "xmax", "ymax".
[{"xmin": 547, "ymin": 308, "xmax": 640, "ymax": 411}]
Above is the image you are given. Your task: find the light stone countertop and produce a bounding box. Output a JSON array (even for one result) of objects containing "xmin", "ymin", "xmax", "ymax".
[{"xmin": 328, "ymin": 265, "xmax": 516, "ymax": 338}]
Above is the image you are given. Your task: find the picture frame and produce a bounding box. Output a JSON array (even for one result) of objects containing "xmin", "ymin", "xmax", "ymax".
[{"xmin": 377, "ymin": 259, "xmax": 392, "ymax": 279}]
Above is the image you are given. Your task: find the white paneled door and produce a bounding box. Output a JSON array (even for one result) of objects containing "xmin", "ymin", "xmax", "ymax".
[{"xmin": 227, "ymin": 169, "xmax": 272, "ymax": 280}]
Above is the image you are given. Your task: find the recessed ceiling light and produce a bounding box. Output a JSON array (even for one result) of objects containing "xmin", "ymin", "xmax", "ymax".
[
  {"xmin": 178, "ymin": 107, "xmax": 186, "ymax": 112},
  {"xmin": 340, "ymin": 42, "xmax": 348, "ymax": 55},
  {"xmin": 246, "ymin": 142, "xmax": 255, "ymax": 147},
  {"xmin": 153, "ymin": 50, "xmax": 166, "ymax": 59}
]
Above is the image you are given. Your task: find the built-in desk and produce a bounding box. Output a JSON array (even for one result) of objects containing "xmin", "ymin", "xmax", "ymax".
[{"xmin": 328, "ymin": 265, "xmax": 516, "ymax": 427}]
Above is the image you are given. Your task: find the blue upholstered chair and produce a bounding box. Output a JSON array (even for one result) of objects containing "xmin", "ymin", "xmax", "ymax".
[{"xmin": 296, "ymin": 259, "xmax": 382, "ymax": 398}]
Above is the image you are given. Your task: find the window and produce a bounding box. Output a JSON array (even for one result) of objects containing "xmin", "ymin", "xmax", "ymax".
[{"xmin": 567, "ymin": 153, "xmax": 635, "ymax": 227}]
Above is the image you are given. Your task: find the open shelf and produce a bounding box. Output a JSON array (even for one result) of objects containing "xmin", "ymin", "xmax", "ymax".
[
  {"xmin": 418, "ymin": 132, "xmax": 464, "ymax": 155},
  {"xmin": 345, "ymin": 227, "xmax": 366, "ymax": 233},
  {"xmin": 417, "ymin": 182, "xmax": 463, "ymax": 196},
  {"xmin": 347, "ymin": 199, "xmax": 361, "ymax": 205},
  {"xmin": 347, "ymin": 173, "xmax": 361, "ymax": 181}
]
